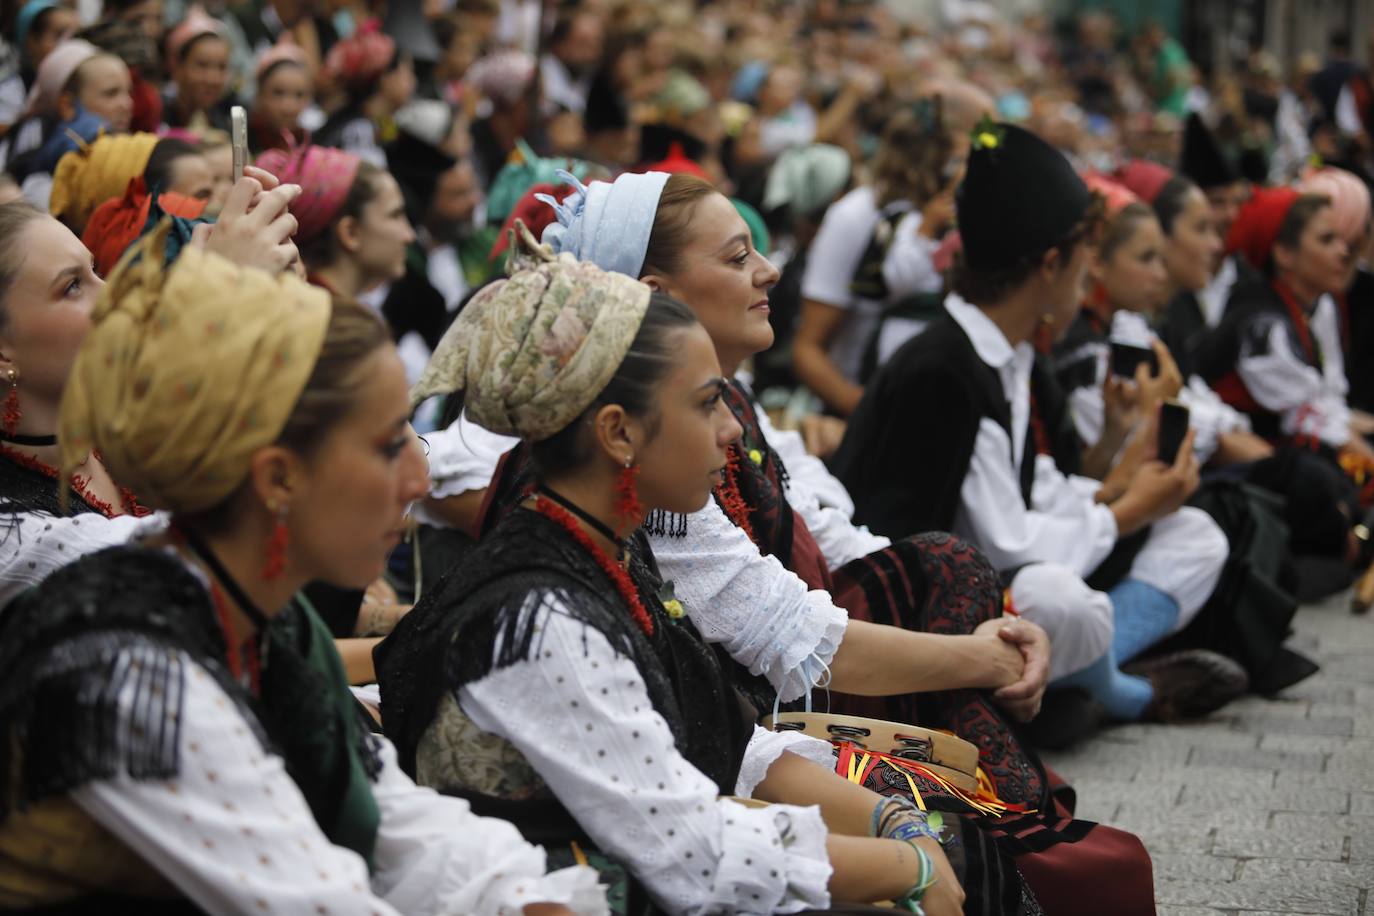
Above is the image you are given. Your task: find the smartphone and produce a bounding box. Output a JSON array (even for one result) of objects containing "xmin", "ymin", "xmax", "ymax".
[
  {"xmin": 1109, "ymin": 341, "xmax": 1159, "ymax": 379},
  {"xmin": 1156, "ymin": 399, "xmax": 1191, "ymax": 465},
  {"xmin": 230, "ymin": 105, "xmax": 247, "ymax": 182}
]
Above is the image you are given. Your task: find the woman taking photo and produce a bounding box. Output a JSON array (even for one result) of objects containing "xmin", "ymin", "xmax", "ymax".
[
  {"xmin": 380, "ymin": 241, "xmax": 976, "ymax": 916},
  {"xmin": 0, "ymin": 225, "xmax": 603, "ymax": 914},
  {"xmin": 257, "ymin": 143, "xmax": 415, "ymax": 301}
]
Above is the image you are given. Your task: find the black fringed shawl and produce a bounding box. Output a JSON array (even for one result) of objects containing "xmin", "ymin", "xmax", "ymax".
[
  {"xmin": 376, "ymin": 507, "xmax": 754, "ymax": 840},
  {"xmin": 0, "ymin": 546, "xmax": 384, "ymax": 867}
]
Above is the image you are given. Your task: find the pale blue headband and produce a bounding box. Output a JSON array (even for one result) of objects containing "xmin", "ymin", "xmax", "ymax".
[{"xmin": 538, "ymin": 169, "xmax": 672, "ymax": 279}]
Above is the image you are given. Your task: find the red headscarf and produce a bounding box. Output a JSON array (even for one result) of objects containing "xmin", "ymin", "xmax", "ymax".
[
  {"xmin": 489, "ymin": 182, "xmax": 577, "ymax": 262},
  {"xmin": 1082, "ymin": 172, "xmax": 1142, "ymax": 218},
  {"xmin": 643, "ymin": 142, "xmax": 712, "ymax": 182},
  {"xmin": 1113, "ymin": 159, "xmax": 1174, "ymax": 205},
  {"xmin": 324, "ymin": 19, "xmax": 395, "ymax": 91},
  {"xmin": 82, "ymin": 176, "xmax": 207, "ymax": 276},
  {"xmin": 1226, "ymin": 186, "xmax": 1300, "ymax": 271},
  {"xmin": 256, "ymin": 144, "xmax": 363, "ymax": 244}
]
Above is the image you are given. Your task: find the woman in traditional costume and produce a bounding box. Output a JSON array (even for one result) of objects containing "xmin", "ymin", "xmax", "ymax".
[
  {"xmin": 524, "ymin": 158, "xmax": 1154, "ymax": 914},
  {"xmin": 248, "ymin": 38, "xmax": 312, "ymax": 155},
  {"xmin": 0, "ymin": 225, "xmax": 605, "ymax": 914},
  {"xmin": 834, "ymin": 124, "xmax": 1248, "ymax": 740},
  {"xmin": 314, "ymin": 22, "xmax": 416, "ymax": 169},
  {"xmin": 1045, "ymin": 174, "xmax": 1318, "ymax": 693},
  {"xmin": 257, "ymin": 143, "xmax": 416, "ymax": 305},
  {"xmin": 0, "ymin": 171, "xmax": 300, "ymax": 611},
  {"xmin": 379, "ymin": 241, "xmax": 985, "ymax": 916},
  {"xmin": 160, "ymin": 7, "xmax": 237, "ymax": 136}
]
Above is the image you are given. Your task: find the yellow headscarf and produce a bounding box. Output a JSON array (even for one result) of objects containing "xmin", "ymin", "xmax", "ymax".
[
  {"xmin": 50, "ymin": 132, "xmax": 159, "ymax": 232},
  {"xmin": 59, "ymin": 222, "xmax": 331, "ymax": 514}
]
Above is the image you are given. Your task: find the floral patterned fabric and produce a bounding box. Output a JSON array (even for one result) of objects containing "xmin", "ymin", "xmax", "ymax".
[
  {"xmin": 410, "ymin": 223, "xmax": 651, "ymax": 442},
  {"xmin": 59, "ymin": 224, "xmax": 331, "ymax": 514}
]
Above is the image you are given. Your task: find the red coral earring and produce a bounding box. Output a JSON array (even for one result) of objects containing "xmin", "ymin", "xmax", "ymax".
[
  {"xmin": 3, "ymin": 370, "xmax": 20, "ymax": 437},
  {"xmin": 614, "ymin": 458, "xmax": 644, "ymax": 532},
  {"xmin": 262, "ymin": 506, "xmax": 289, "ymax": 581}
]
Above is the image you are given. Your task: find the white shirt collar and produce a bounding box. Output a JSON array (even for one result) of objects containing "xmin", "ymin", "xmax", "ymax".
[{"xmin": 945, "ymin": 292, "xmax": 1017, "ymax": 370}]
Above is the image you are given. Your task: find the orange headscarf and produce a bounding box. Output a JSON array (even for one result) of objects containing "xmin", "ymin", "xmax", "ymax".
[{"xmin": 82, "ymin": 176, "xmax": 207, "ymax": 276}]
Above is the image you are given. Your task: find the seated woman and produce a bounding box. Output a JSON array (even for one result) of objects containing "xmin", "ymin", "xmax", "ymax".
[
  {"xmin": 257, "ymin": 144, "xmax": 414, "ymax": 302},
  {"xmin": 833, "ymin": 124, "xmax": 1247, "ymax": 740},
  {"xmin": 3, "ymin": 39, "xmax": 132, "ymax": 205},
  {"xmin": 0, "ymin": 225, "xmax": 603, "ymax": 914},
  {"xmin": 160, "ymin": 6, "xmax": 237, "ymax": 136},
  {"xmin": 380, "ymin": 244, "xmax": 979, "ymax": 916},
  {"xmin": 315, "ymin": 22, "xmax": 416, "ymax": 169},
  {"xmin": 1045, "ymin": 174, "xmax": 1317, "ymax": 691},
  {"xmin": 529, "ymin": 167, "xmax": 1154, "ymax": 915},
  {"xmin": 0, "ymin": 170, "xmax": 299, "ymax": 611},
  {"xmin": 1194, "ymin": 187, "xmax": 1374, "ymax": 495},
  {"xmin": 248, "ymin": 37, "xmax": 311, "ymax": 155}
]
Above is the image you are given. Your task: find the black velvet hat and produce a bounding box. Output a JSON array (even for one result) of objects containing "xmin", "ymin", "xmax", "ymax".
[
  {"xmin": 1179, "ymin": 113, "xmax": 1239, "ymax": 190},
  {"xmin": 955, "ymin": 121, "xmax": 1093, "ymax": 271}
]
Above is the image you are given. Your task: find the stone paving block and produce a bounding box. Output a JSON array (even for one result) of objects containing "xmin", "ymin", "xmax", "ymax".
[
  {"xmin": 1247, "ymin": 715, "xmax": 1355, "ymax": 737},
  {"xmin": 1054, "ymin": 739, "xmax": 1193, "ymax": 767},
  {"xmin": 1156, "ymin": 908, "xmax": 1226, "ymax": 916},
  {"xmin": 1070, "ymin": 778, "xmax": 1182, "ymax": 810},
  {"xmin": 1149, "ymin": 852, "xmax": 1239, "ymax": 883},
  {"xmin": 1134, "ymin": 825, "xmax": 1216, "ymax": 855},
  {"xmin": 1352, "ymin": 793, "xmax": 1374, "ymax": 816},
  {"xmin": 1178, "ymin": 784, "xmax": 1349, "ymax": 814},
  {"xmin": 1114, "ymin": 802, "xmax": 1269, "ymax": 834},
  {"xmin": 1156, "ymin": 878, "xmax": 1360, "ymax": 913},
  {"xmin": 1240, "ymin": 857, "xmax": 1374, "ymax": 889},
  {"xmin": 1315, "ymin": 654, "xmax": 1374, "ymax": 683},
  {"xmin": 1213, "ymin": 824, "xmax": 1346, "ymax": 860},
  {"xmin": 1137, "ymin": 766, "xmax": 1277, "ymax": 789},
  {"xmin": 1187, "ymin": 744, "xmax": 1327, "ymax": 772},
  {"xmin": 1285, "ymin": 681, "xmax": 1357, "ymax": 704},
  {"xmin": 1259, "ymin": 732, "xmax": 1355, "ymax": 753},
  {"xmin": 1223, "ymin": 696, "xmax": 1310, "ymax": 718}
]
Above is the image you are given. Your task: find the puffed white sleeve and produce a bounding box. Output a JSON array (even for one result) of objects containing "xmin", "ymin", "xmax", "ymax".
[
  {"xmin": 459, "ymin": 596, "xmax": 833, "ymax": 916},
  {"xmin": 424, "ymin": 415, "xmax": 519, "ymax": 500},
  {"xmin": 71, "ymin": 647, "xmax": 605, "ymax": 916},
  {"xmin": 0, "ymin": 511, "xmax": 159, "ymax": 611},
  {"xmin": 649, "ymin": 500, "xmax": 849, "ymax": 703},
  {"xmin": 1177, "ymin": 376, "xmax": 1250, "ymax": 463},
  {"xmin": 752, "ymin": 408, "xmax": 890, "ymax": 570},
  {"xmin": 954, "ymin": 418, "xmax": 1118, "ymax": 577},
  {"xmin": 735, "ymin": 726, "xmax": 838, "ymax": 798},
  {"xmin": 1236, "ymin": 316, "xmax": 1350, "ymax": 448}
]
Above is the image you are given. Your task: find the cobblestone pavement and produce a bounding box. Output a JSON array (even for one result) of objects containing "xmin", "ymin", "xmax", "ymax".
[{"xmin": 1041, "ymin": 590, "xmax": 1374, "ymax": 916}]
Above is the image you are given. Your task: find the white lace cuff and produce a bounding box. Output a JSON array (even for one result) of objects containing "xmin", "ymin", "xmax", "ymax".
[{"xmin": 735, "ymin": 726, "xmax": 837, "ymax": 797}]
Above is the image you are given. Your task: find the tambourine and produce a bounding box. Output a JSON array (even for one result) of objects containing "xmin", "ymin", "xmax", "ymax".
[{"xmin": 762, "ymin": 712, "xmax": 980, "ymax": 793}]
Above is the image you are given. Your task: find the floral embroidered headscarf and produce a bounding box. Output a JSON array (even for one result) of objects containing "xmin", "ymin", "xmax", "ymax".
[{"xmin": 410, "ymin": 222, "xmax": 651, "ymax": 442}]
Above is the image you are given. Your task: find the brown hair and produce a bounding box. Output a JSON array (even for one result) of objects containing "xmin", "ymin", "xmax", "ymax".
[
  {"xmin": 0, "ymin": 202, "xmax": 49, "ymax": 333},
  {"xmin": 181, "ymin": 297, "xmax": 391, "ymax": 533},
  {"xmin": 872, "ymin": 105, "xmax": 955, "ymax": 209},
  {"xmin": 640, "ymin": 172, "xmax": 718, "ymax": 278},
  {"xmin": 1098, "ymin": 201, "xmax": 1157, "ymax": 263},
  {"xmin": 1276, "ymin": 193, "xmax": 1332, "ymax": 254},
  {"xmin": 276, "ymin": 296, "xmax": 392, "ymax": 457}
]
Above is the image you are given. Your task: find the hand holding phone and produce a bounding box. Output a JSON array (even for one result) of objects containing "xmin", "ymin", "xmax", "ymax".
[
  {"xmin": 230, "ymin": 105, "xmax": 247, "ymax": 182},
  {"xmin": 1109, "ymin": 341, "xmax": 1158, "ymax": 380},
  {"xmin": 1156, "ymin": 399, "xmax": 1191, "ymax": 465}
]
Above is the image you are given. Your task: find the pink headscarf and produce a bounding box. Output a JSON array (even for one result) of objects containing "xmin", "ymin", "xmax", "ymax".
[
  {"xmin": 255, "ymin": 35, "xmax": 311, "ymax": 82},
  {"xmin": 1113, "ymin": 159, "xmax": 1175, "ymax": 206},
  {"xmin": 466, "ymin": 50, "xmax": 536, "ymax": 106},
  {"xmin": 26, "ymin": 38, "xmax": 97, "ymax": 116},
  {"xmin": 164, "ymin": 5, "xmax": 228, "ymax": 63},
  {"xmin": 324, "ymin": 19, "xmax": 395, "ymax": 90},
  {"xmin": 256, "ymin": 144, "xmax": 363, "ymax": 244},
  {"xmin": 1083, "ymin": 172, "xmax": 1143, "ymax": 218},
  {"xmin": 1298, "ymin": 167, "xmax": 1372, "ymax": 246}
]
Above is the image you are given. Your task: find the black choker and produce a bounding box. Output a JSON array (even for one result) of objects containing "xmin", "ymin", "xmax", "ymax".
[
  {"xmin": 538, "ymin": 486, "xmax": 625, "ymax": 556},
  {"xmin": 0, "ymin": 432, "xmax": 57, "ymax": 446},
  {"xmin": 179, "ymin": 526, "xmax": 274, "ymax": 632}
]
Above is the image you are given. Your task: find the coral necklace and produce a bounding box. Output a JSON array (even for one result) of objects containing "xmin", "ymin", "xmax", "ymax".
[
  {"xmin": 0, "ymin": 444, "xmax": 149, "ymax": 518},
  {"xmin": 714, "ymin": 447, "xmax": 755, "ymax": 544},
  {"xmin": 532, "ymin": 488, "xmax": 654, "ymax": 638}
]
